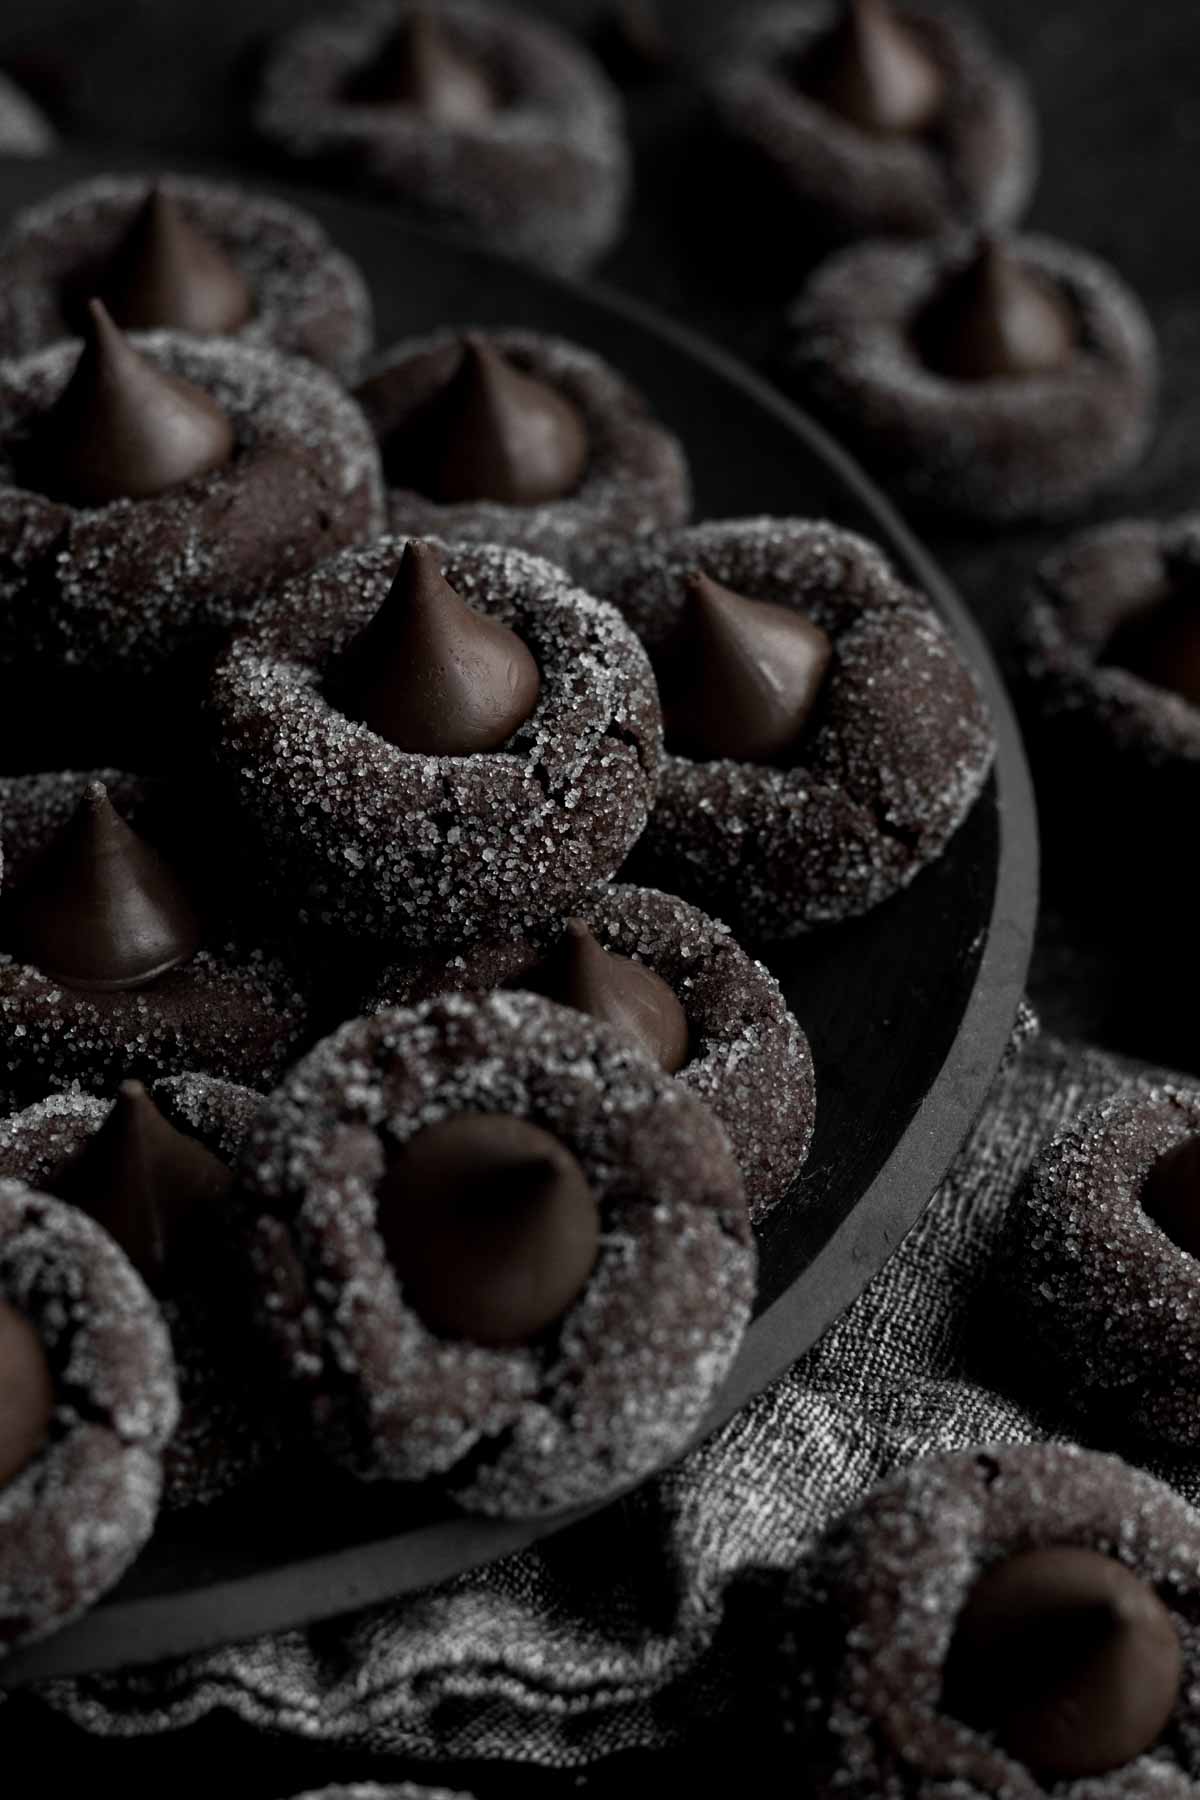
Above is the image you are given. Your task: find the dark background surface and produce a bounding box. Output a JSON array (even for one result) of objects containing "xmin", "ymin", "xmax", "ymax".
[{"xmin": 0, "ymin": 0, "xmax": 1194, "ymax": 1791}]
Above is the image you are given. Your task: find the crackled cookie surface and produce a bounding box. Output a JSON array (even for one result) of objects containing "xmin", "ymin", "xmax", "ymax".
[
  {"xmin": 597, "ymin": 517, "xmax": 994, "ymax": 937},
  {"xmin": 366, "ymin": 881, "xmax": 815, "ymax": 1223},
  {"xmin": 237, "ymin": 991, "xmax": 755, "ymax": 1516},
  {"xmin": 786, "ymin": 234, "xmax": 1157, "ymax": 524},
  {"xmin": 209, "ymin": 537, "xmax": 661, "ymax": 946},
  {"xmin": 710, "ymin": 2, "xmax": 1036, "ymax": 249},
  {"xmin": 255, "ymin": 0, "xmax": 629, "ymax": 275},
  {"xmin": 780, "ymin": 1443, "xmax": 1200, "ymax": 1796},
  {"xmin": 0, "ymin": 1179, "xmax": 178, "ymax": 1653},
  {"xmin": 355, "ymin": 327, "xmax": 690, "ymax": 586},
  {"xmin": 0, "ymin": 174, "xmax": 374, "ymax": 382},
  {"xmin": 0, "ymin": 1074, "xmax": 278, "ymax": 1510}
]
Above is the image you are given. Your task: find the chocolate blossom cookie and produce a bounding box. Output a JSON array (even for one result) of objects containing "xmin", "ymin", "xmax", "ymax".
[
  {"xmin": 365, "ymin": 882, "xmax": 816, "ymax": 1223},
  {"xmin": 1004, "ymin": 1083, "xmax": 1200, "ymax": 1450},
  {"xmin": 709, "ymin": 1, "xmax": 1036, "ymax": 250},
  {"xmin": 0, "ymin": 175, "xmax": 373, "ymax": 383},
  {"xmin": 209, "ymin": 537, "xmax": 661, "ymax": 945},
  {"xmin": 598, "ymin": 517, "xmax": 993, "ymax": 937},
  {"xmin": 786, "ymin": 233, "xmax": 1157, "ymax": 524},
  {"xmin": 0, "ymin": 777, "xmax": 310, "ymax": 1098},
  {"xmin": 354, "ymin": 328, "xmax": 691, "ymax": 587},
  {"xmin": 780, "ymin": 1443, "xmax": 1200, "ymax": 1795},
  {"xmin": 0, "ymin": 1075, "xmax": 278, "ymax": 1510},
  {"xmin": 238, "ymin": 991, "xmax": 755, "ymax": 1515},
  {"xmin": 254, "ymin": 0, "xmax": 630, "ymax": 276},
  {"xmin": 0, "ymin": 1179, "xmax": 178, "ymax": 1653},
  {"xmin": 0, "ymin": 300, "xmax": 384, "ymax": 686}
]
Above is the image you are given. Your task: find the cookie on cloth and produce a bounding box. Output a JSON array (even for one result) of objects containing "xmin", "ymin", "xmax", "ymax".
[
  {"xmin": 0, "ymin": 174, "xmax": 374, "ymax": 383},
  {"xmin": 596, "ymin": 516, "xmax": 993, "ymax": 938},
  {"xmin": 237, "ymin": 991, "xmax": 755, "ymax": 1515},
  {"xmin": 0, "ymin": 1074, "xmax": 279, "ymax": 1510},
  {"xmin": 354, "ymin": 327, "xmax": 690, "ymax": 587},
  {"xmin": 1004, "ymin": 1083, "xmax": 1200, "ymax": 1450},
  {"xmin": 365, "ymin": 881, "xmax": 815, "ymax": 1224},
  {"xmin": 0, "ymin": 777, "xmax": 310, "ymax": 1098},
  {"xmin": 708, "ymin": 2, "xmax": 1036, "ymax": 251},
  {"xmin": 784, "ymin": 234, "xmax": 1157, "ymax": 524},
  {"xmin": 0, "ymin": 302, "xmax": 382, "ymax": 765},
  {"xmin": 208, "ymin": 537, "xmax": 661, "ymax": 945},
  {"xmin": 779, "ymin": 1443, "xmax": 1199, "ymax": 1795},
  {"xmin": 0, "ymin": 70, "xmax": 54, "ymax": 156},
  {"xmin": 0, "ymin": 1179, "xmax": 178, "ymax": 1654},
  {"xmin": 254, "ymin": 0, "xmax": 630, "ymax": 276}
]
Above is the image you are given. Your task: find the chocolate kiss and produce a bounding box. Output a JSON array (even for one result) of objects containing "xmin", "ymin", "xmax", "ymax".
[
  {"xmin": 802, "ymin": 0, "xmax": 944, "ymax": 136},
  {"xmin": 346, "ymin": 11, "xmax": 496, "ymax": 123},
  {"xmin": 100, "ymin": 185, "xmax": 254, "ymax": 336},
  {"xmin": 376, "ymin": 1113, "xmax": 599, "ymax": 1346},
  {"xmin": 525, "ymin": 919, "xmax": 690, "ymax": 1073},
  {"xmin": 335, "ymin": 539, "xmax": 541, "ymax": 754},
  {"xmin": 1104, "ymin": 589, "xmax": 1200, "ymax": 708},
  {"xmin": 917, "ymin": 239, "xmax": 1078, "ymax": 382},
  {"xmin": 3, "ymin": 781, "xmax": 203, "ymax": 992},
  {"xmin": 1140, "ymin": 1136, "xmax": 1200, "ymax": 1256},
  {"xmin": 22, "ymin": 298, "xmax": 235, "ymax": 506},
  {"xmin": 406, "ymin": 335, "xmax": 589, "ymax": 508},
  {"xmin": 51, "ymin": 1081, "xmax": 233, "ymax": 1290},
  {"xmin": 658, "ymin": 570, "xmax": 833, "ymax": 764},
  {"xmin": 942, "ymin": 1546, "xmax": 1182, "ymax": 1778},
  {"xmin": 0, "ymin": 1301, "xmax": 54, "ymax": 1489}
]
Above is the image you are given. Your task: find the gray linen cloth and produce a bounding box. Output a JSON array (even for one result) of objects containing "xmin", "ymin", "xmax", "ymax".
[{"xmin": 38, "ymin": 1013, "xmax": 1196, "ymax": 1764}]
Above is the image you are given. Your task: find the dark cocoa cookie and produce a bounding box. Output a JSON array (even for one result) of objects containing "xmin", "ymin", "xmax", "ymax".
[
  {"xmin": 0, "ymin": 1075, "xmax": 281, "ymax": 1510},
  {"xmin": 0, "ymin": 315, "xmax": 384, "ymax": 682},
  {"xmin": 237, "ymin": 992, "xmax": 755, "ymax": 1515},
  {"xmin": 709, "ymin": 3, "xmax": 1036, "ymax": 250},
  {"xmin": 355, "ymin": 328, "xmax": 691, "ymax": 587},
  {"xmin": 780, "ymin": 1444, "xmax": 1200, "ymax": 1796},
  {"xmin": 0, "ymin": 174, "xmax": 374, "ymax": 383},
  {"xmin": 290, "ymin": 1788, "xmax": 471, "ymax": 1799},
  {"xmin": 1003, "ymin": 1084, "xmax": 1200, "ymax": 1450},
  {"xmin": 0, "ymin": 1178, "xmax": 178, "ymax": 1653},
  {"xmin": 254, "ymin": 0, "xmax": 630, "ymax": 276},
  {"xmin": 365, "ymin": 881, "xmax": 816, "ymax": 1223},
  {"xmin": 0, "ymin": 70, "xmax": 54, "ymax": 156},
  {"xmin": 785, "ymin": 234, "xmax": 1157, "ymax": 524},
  {"xmin": 0, "ymin": 780, "xmax": 311, "ymax": 1098},
  {"xmin": 596, "ymin": 517, "xmax": 994, "ymax": 937},
  {"xmin": 208, "ymin": 537, "xmax": 661, "ymax": 946}
]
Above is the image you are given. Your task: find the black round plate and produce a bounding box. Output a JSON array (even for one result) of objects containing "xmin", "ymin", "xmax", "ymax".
[{"xmin": 0, "ymin": 152, "xmax": 1037, "ymax": 1686}]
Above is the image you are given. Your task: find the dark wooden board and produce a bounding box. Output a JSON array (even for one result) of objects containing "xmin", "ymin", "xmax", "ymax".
[{"xmin": 0, "ymin": 152, "xmax": 1037, "ymax": 1685}]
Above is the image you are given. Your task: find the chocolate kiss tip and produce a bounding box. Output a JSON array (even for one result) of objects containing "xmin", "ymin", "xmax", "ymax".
[
  {"xmin": 21, "ymin": 297, "xmax": 235, "ymax": 507},
  {"xmin": 918, "ymin": 238, "xmax": 1077, "ymax": 382},
  {"xmin": 336, "ymin": 539, "xmax": 540, "ymax": 754},
  {"xmin": 347, "ymin": 10, "xmax": 495, "ymax": 122},
  {"xmin": 51, "ymin": 1077, "xmax": 233, "ymax": 1287},
  {"xmin": 943, "ymin": 1546, "xmax": 1182, "ymax": 1779},
  {"xmin": 375, "ymin": 1113, "xmax": 599, "ymax": 1347},
  {"xmin": 413, "ymin": 333, "xmax": 589, "ymax": 508},
  {"xmin": 101, "ymin": 184, "xmax": 253, "ymax": 336},
  {"xmin": 660, "ymin": 570, "xmax": 832, "ymax": 765},
  {"xmin": 3, "ymin": 780, "xmax": 203, "ymax": 993},
  {"xmin": 804, "ymin": 0, "xmax": 944, "ymax": 137},
  {"xmin": 530, "ymin": 917, "xmax": 690, "ymax": 1073}
]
